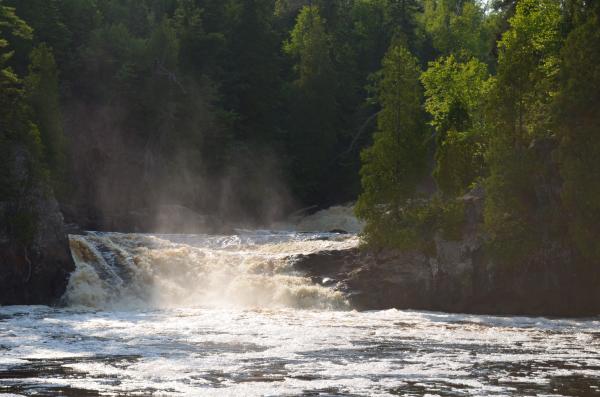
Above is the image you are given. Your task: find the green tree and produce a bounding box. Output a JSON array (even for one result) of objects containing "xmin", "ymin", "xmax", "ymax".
[
  {"xmin": 24, "ymin": 44, "xmax": 67, "ymax": 196},
  {"xmin": 0, "ymin": 3, "xmax": 46, "ymax": 244},
  {"xmin": 351, "ymin": 0, "xmax": 423, "ymax": 74},
  {"xmin": 284, "ymin": 5, "xmax": 339, "ymax": 204},
  {"xmin": 4, "ymin": 0, "xmax": 71, "ymax": 73},
  {"xmin": 556, "ymin": 4, "xmax": 600, "ymax": 262},
  {"xmin": 173, "ymin": 0, "xmax": 226, "ymax": 77},
  {"xmin": 483, "ymin": 0, "xmax": 563, "ymax": 260},
  {"xmin": 421, "ymin": 54, "xmax": 491, "ymax": 196},
  {"xmin": 225, "ymin": 0, "xmax": 283, "ymax": 144},
  {"xmin": 421, "ymin": 0, "xmax": 494, "ymax": 62},
  {"xmin": 355, "ymin": 43, "xmax": 426, "ymax": 248},
  {"xmin": 0, "ymin": 3, "xmax": 37, "ymax": 157}
]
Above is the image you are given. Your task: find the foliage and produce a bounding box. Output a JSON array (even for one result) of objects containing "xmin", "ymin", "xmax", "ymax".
[
  {"xmin": 421, "ymin": 0, "xmax": 496, "ymax": 63},
  {"xmin": 355, "ymin": 43, "xmax": 426, "ymax": 248},
  {"xmin": 421, "ymin": 54, "xmax": 491, "ymax": 196},
  {"xmin": 0, "ymin": 3, "xmax": 44, "ymax": 245},
  {"xmin": 483, "ymin": 0, "xmax": 564, "ymax": 261},
  {"xmin": 24, "ymin": 44, "xmax": 67, "ymax": 197},
  {"xmin": 0, "ymin": 0, "xmax": 453, "ymax": 223},
  {"xmin": 556, "ymin": 5, "xmax": 600, "ymax": 262},
  {"xmin": 284, "ymin": 5, "xmax": 339, "ymax": 204}
]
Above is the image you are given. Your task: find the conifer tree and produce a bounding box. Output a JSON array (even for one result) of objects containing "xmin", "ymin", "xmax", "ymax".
[
  {"xmin": 556, "ymin": 4, "xmax": 600, "ymax": 262},
  {"xmin": 483, "ymin": 0, "xmax": 563, "ymax": 259},
  {"xmin": 25, "ymin": 44, "xmax": 67, "ymax": 196},
  {"xmin": 355, "ymin": 43, "xmax": 426, "ymax": 247},
  {"xmin": 421, "ymin": 55, "xmax": 490, "ymax": 196},
  {"xmin": 284, "ymin": 5, "xmax": 339, "ymax": 204}
]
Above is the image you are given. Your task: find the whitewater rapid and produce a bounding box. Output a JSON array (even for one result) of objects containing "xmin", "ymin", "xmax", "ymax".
[
  {"xmin": 66, "ymin": 231, "xmax": 357, "ymax": 310},
  {"xmin": 1, "ymin": 229, "xmax": 599, "ymax": 396},
  {"xmin": 1, "ymin": 306, "xmax": 599, "ymax": 396}
]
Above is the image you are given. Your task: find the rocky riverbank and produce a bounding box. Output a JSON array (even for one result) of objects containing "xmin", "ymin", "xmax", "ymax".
[
  {"xmin": 0, "ymin": 147, "xmax": 74, "ymax": 306},
  {"xmin": 294, "ymin": 245, "xmax": 600, "ymax": 316},
  {"xmin": 294, "ymin": 189, "xmax": 600, "ymax": 317}
]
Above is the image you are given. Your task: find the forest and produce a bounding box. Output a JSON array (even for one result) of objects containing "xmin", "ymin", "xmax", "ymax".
[{"xmin": 1, "ymin": 0, "xmax": 599, "ymax": 268}]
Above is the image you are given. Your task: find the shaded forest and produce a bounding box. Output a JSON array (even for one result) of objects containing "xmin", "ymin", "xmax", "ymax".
[
  {"xmin": 2, "ymin": 0, "xmax": 427, "ymax": 229},
  {"xmin": 1, "ymin": 0, "xmax": 599, "ymax": 273}
]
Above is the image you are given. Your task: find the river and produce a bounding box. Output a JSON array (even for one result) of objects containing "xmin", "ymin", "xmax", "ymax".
[{"xmin": 1, "ymin": 230, "xmax": 599, "ymax": 396}]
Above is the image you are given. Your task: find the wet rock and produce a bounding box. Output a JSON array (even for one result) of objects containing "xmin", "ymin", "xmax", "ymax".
[
  {"xmin": 294, "ymin": 248, "xmax": 432, "ymax": 310},
  {"xmin": 295, "ymin": 244, "xmax": 599, "ymax": 316},
  {"xmin": 328, "ymin": 229, "xmax": 349, "ymax": 234}
]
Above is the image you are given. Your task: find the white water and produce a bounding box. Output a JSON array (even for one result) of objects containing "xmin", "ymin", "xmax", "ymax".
[
  {"xmin": 1, "ymin": 230, "xmax": 599, "ymax": 396},
  {"xmin": 65, "ymin": 231, "xmax": 356, "ymax": 310}
]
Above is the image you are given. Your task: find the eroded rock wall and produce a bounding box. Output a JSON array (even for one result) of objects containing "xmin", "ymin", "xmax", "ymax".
[
  {"xmin": 294, "ymin": 188, "xmax": 600, "ymax": 316},
  {"xmin": 0, "ymin": 147, "xmax": 74, "ymax": 305}
]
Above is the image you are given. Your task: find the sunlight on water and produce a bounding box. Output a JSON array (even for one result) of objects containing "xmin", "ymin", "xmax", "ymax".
[
  {"xmin": 66, "ymin": 231, "xmax": 357, "ymax": 310},
  {"xmin": 0, "ymin": 306, "xmax": 599, "ymax": 396},
  {"xmin": 1, "ymin": 231, "xmax": 599, "ymax": 396}
]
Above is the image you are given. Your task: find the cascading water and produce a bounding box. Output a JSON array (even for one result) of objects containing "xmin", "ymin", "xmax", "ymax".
[
  {"xmin": 66, "ymin": 231, "xmax": 357, "ymax": 310},
  {"xmin": 2, "ymin": 219, "xmax": 599, "ymax": 396}
]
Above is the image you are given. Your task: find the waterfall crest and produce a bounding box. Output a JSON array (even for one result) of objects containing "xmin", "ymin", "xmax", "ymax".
[{"xmin": 66, "ymin": 231, "xmax": 358, "ymax": 310}]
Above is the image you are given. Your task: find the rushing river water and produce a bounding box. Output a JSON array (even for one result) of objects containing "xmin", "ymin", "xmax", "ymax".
[{"xmin": 1, "ymin": 231, "xmax": 599, "ymax": 396}]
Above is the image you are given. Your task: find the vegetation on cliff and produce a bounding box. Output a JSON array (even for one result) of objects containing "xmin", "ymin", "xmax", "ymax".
[
  {"xmin": 0, "ymin": 4, "xmax": 53, "ymax": 245},
  {"xmin": 356, "ymin": 0, "xmax": 600, "ymax": 273},
  {"xmin": 0, "ymin": 4, "xmax": 74, "ymax": 305}
]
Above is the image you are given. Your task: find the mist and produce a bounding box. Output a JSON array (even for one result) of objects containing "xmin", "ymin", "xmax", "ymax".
[{"xmin": 62, "ymin": 98, "xmax": 296, "ymax": 233}]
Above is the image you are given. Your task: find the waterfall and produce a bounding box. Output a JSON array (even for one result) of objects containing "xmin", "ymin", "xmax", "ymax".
[{"xmin": 65, "ymin": 231, "xmax": 358, "ymax": 310}]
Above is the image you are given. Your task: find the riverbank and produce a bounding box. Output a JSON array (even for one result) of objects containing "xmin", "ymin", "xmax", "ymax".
[
  {"xmin": 2, "ymin": 182, "xmax": 598, "ymax": 316},
  {"xmin": 293, "ymin": 246, "xmax": 600, "ymax": 317},
  {"xmin": 0, "ymin": 147, "xmax": 74, "ymax": 306},
  {"xmin": 293, "ymin": 190, "xmax": 600, "ymax": 317}
]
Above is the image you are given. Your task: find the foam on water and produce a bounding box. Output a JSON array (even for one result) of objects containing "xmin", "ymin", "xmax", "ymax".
[
  {"xmin": 0, "ymin": 306, "xmax": 599, "ymax": 396},
  {"xmin": 2, "ymin": 228, "xmax": 599, "ymax": 396},
  {"xmin": 65, "ymin": 231, "xmax": 357, "ymax": 310}
]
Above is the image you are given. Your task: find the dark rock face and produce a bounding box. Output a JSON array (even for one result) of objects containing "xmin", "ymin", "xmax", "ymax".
[
  {"xmin": 0, "ymin": 147, "xmax": 75, "ymax": 306},
  {"xmin": 296, "ymin": 244, "xmax": 599, "ymax": 316},
  {"xmin": 294, "ymin": 188, "xmax": 600, "ymax": 316}
]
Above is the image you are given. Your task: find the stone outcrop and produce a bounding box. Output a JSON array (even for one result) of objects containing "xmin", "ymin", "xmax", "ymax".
[
  {"xmin": 0, "ymin": 147, "xmax": 75, "ymax": 305},
  {"xmin": 294, "ymin": 187, "xmax": 600, "ymax": 316}
]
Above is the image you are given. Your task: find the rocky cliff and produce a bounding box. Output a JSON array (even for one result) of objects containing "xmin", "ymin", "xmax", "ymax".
[
  {"xmin": 0, "ymin": 147, "xmax": 74, "ymax": 305},
  {"xmin": 294, "ymin": 188, "xmax": 600, "ymax": 316}
]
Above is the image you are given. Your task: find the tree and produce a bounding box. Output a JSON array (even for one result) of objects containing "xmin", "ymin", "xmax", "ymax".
[
  {"xmin": 24, "ymin": 44, "xmax": 67, "ymax": 196},
  {"xmin": 556, "ymin": 4, "xmax": 600, "ymax": 262},
  {"xmin": 0, "ymin": 3, "xmax": 37, "ymax": 157},
  {"xmin": 355, "ymin": 43, "xmax": 426, "ymax": 247},
  {"xmin": 224, "ymin": 0, "xmax": 283, "ymax": 144},
  {"xmin": 4, "ymin": 0, "xmax": 71, "ymax": 74},
  {"xmin": 421, "ymin": 0, "xmax": 494, "ymax": 63},
  {"xmin": 483, "ymin": 0, "xmax": 563, "ymax": 260},
  {"xmin": 284, "ymin": 5, "xmax": 339, "ymax": 204},
  {"xmin": 351, "ymin": 0, "xmax": 423, "ymax": 74},
  {"xmin": 0, "ymin": 3, "xmax": 46, "ymax": 245},
  {"xmin": 421, "ymin": 54, "xmax": 491, "ymax": 196}
]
